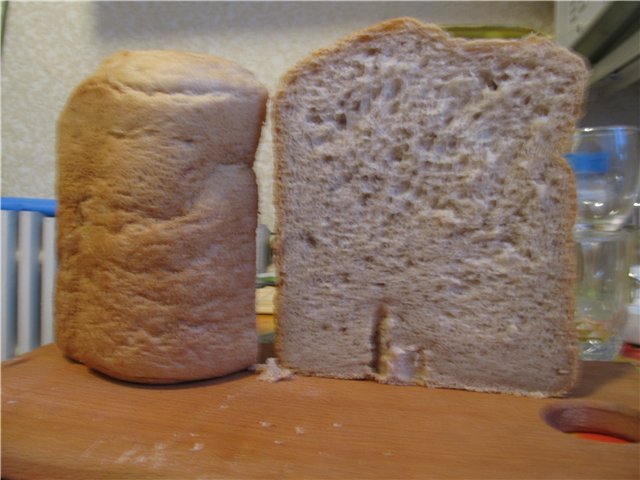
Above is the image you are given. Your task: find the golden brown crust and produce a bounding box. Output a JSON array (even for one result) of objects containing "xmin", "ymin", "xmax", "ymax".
[{"xmin": 56, "ymin": 50, "xmax": 268, "ymax": 384}]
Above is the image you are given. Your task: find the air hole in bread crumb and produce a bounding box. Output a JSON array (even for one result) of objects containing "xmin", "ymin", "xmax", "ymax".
[
  {"xmin": 397, "ymin": 128, "xmax": 414, "ymax": 140},
  {"xmin": 390, "ymin": 181, "xmax": 411, "ymax": 196},
  {"xmin": 366, "ymin": 174, "xmax": 384, "ymax": 187},
  {"xmin": 459, "ymin": 155, "xmax": 471, "ymax": 167},
  {"xmin": 479, "ymin": 70, "xmax": 498, "ymax": 91},
  {"xmin": 366, "ymin": 47, "xmax": 380, "ymax": 56},
  {"xmin": 418, "ymin": 134, "xmax": 436, "ymax": 150},
  {"xmin": 436, "ymin": 162, "xmax": 454, "ymax": 173},
  {"xmin": 413, "ymin": 184, "xmax": 426, "ymax": 199},
  {"xmin": 305, "ymin": 232, "xmax": 318, "ymax": 248},
  {"xmin": 388, "ymin": 146, "xmax": 404, "ymax": 163},
  {"xmin": 384, "ymin": 78, "xmax": 403, "ymax": 100},
  {"xmin": 335, "ymin": 113, "xmax": 347, "ymax": 129},
  {"xmin": 534, "ymin": 105, "xmax": 550, "ymax": 116},
  {"xmin": 306, "ymin": 113, "xmax": 323, "ymax": 124},
  {"xmin": 549, "ymin": 178, "xmax": 561, "ymax": 188},
  {"xmin": 311, "ymin": 131, "xmax": 331, "ymax": 147}
]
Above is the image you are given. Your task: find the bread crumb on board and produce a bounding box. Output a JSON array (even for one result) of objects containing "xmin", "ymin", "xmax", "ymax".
[{"xmin": 254, "ymin": 358, "xmax": 295, "ymax": 382}]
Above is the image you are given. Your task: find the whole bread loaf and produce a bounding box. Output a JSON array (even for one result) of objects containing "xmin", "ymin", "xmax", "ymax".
[
  {"xmin": 273, "ymin": 18, "xmax": 588, "ymax": 396},
  {"xmin": 56, "ymin": 50, "xmax": 268, "ymax": 383}
]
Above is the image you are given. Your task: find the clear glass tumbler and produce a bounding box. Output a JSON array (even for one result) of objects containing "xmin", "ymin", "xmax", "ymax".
[
  {"xmin": 566, "ymin": 126, "xmax": 639, "ymax": 231},
  {"xmin": 574, "ymin": 229, "xmax": 633, "ymax": 360}
]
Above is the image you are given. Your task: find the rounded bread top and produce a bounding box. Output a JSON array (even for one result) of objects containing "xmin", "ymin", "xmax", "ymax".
[{"xmin": 92, "ymin": 50, "xmax": 266, "ymax": 97}]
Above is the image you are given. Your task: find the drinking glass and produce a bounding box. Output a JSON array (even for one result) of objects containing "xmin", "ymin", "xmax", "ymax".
[
  {"xmin": 566, "ymin": 126, "xmax": 639, "ymax": 231},
  {"xmin": 574, "ymin": 229, "xmax": 633, "ymax": 360}
]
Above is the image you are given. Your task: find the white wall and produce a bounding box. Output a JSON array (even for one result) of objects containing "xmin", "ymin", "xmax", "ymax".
[{"xmin": 1, "ymin": 1, "xmax": 554, "ymax": 230}]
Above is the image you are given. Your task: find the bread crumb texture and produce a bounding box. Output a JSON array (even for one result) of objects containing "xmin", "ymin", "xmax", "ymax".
[
  {"xmin": 55, "ymin": 50, "xmax": 268, "ymax": 383},
  {"xmin": 273, "ymin": 18, "xmax": 588, "ymax": 396}
]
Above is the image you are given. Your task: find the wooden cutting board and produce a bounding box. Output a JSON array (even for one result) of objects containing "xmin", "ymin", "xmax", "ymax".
[{"xmin": 2, "ymin": 342, "xmax": 639, "ymax": 479}]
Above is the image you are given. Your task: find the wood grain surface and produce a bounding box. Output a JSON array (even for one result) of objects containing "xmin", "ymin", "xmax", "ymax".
[{"xmin": 2, "ymin": 342, "xmax": 639, "ymax": 479}]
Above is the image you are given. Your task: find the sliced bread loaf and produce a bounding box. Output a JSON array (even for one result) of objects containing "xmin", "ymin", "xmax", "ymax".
[
  {"xmin": 56, "ymin": 51, "xmax": 268, "ymax": 383},
  {"xmin": 272, "ymin": 18, "xmax": 588, "ymax": 396}
]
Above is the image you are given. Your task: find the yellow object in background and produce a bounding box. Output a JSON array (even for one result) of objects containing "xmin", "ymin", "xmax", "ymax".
[
  {"xmin": 256, "ymin": 286, "xmax": 275, "ymax": 315},
  {"xmin": 443, "ymin": 26, "xmax": 544, "ymax": 39}
]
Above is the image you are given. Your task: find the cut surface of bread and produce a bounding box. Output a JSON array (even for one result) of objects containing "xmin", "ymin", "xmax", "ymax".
[
  {"xmin": 273, "ymin": 18, "xmax": 588, "ymax": 396},
  {"xmin": 56, "ymin": 50, "xmax": 267, "ymax": 383}
]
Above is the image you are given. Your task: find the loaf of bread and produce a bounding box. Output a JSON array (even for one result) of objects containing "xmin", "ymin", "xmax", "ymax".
[
  {"xmin": 56, "ymin": 50, "xmax": 267, "ymax": 383},
  {"xmin": 272, "ymin": 18, "xmax": 588, "ymax": 396}
]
